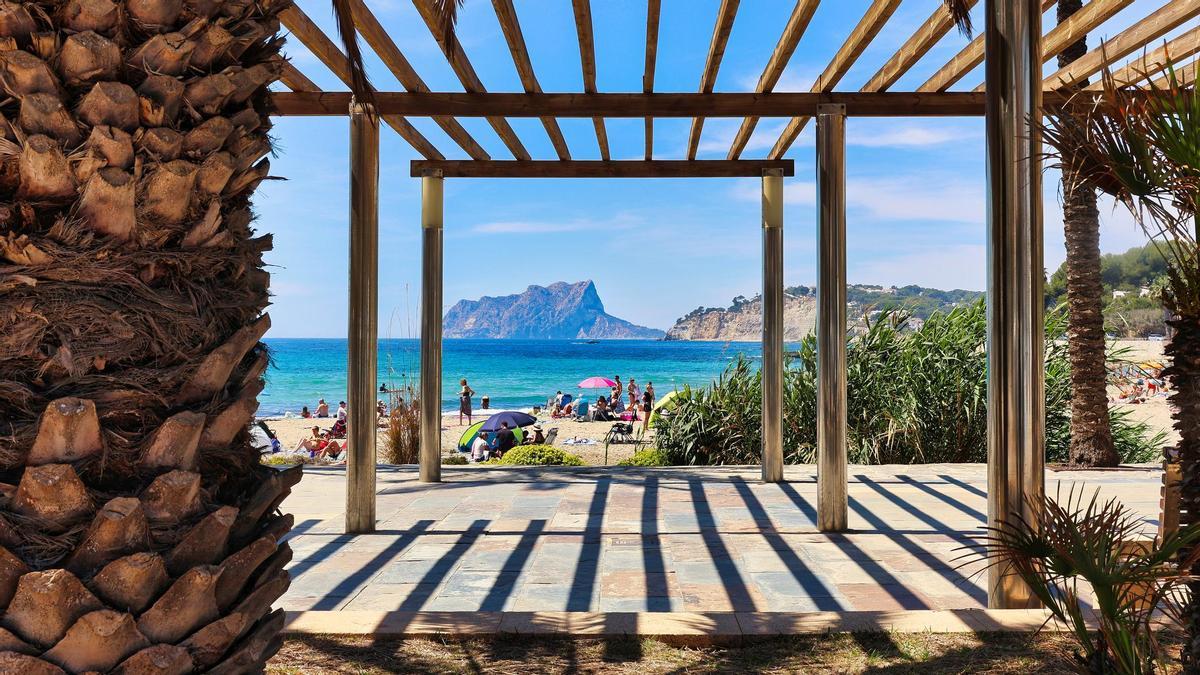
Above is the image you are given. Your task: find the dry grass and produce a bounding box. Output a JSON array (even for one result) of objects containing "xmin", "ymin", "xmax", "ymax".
[{"xmin": 269, "ymin": 631, "xmax": 1184, "ymax": 674}]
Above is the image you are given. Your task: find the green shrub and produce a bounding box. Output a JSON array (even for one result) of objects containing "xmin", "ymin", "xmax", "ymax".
[
  {"xmin": 655, "ymin": 302, "xmax": 1163, "ymax": 466},
  {"xmin": 617, "ymin": 448, "xmax": 671, "ymax": 467},
  {"xmin": 443, "ymin": 455, "xmax": 468, "ymax": 465},
  {"xmin": 487, "ymin": 445, "xmax": 585, "ymax": 466}
]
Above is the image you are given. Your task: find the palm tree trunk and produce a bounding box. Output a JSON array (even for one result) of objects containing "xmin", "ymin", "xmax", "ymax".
[
  {"xmin": 1058, "ymin": 0, "xmax": 1118, "ymax": 467},
  {"xmin": 0, "ymin": 0, "xmax": 299, "ymax": 671},
  {"xmin": 1165, "ymin": 303, "xmax": 1200, "ymax": 668}
]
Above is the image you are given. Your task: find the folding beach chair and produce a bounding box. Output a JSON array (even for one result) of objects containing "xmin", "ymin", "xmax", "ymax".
[{"xmin": 604, "ymin": 422, "xmax": 635, "ymax": 445}]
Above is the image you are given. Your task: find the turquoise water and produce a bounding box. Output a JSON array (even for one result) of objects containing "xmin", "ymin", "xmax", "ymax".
[{"xmin": 260, "ymin": 338, "xmax": 772, "ymax": 417}]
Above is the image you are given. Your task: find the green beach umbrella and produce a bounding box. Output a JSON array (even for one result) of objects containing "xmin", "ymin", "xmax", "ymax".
[{"xmin": 456, "ymin": 419, "xmax": 523, "ymax": 452}]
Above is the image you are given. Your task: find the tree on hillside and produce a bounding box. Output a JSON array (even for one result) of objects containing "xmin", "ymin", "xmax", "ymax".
[
  {"xmin": 1055, "ymin": 0, "xmax": 1118, "ymax": 467},
  {"xmin": 0, "ymin": 0, "xmax": 300, "ymax": 671}
]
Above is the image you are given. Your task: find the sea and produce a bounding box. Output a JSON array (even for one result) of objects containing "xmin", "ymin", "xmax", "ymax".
[{"xmin": 259, "ymin": 338, "xmax": 775, "ymax": 417}]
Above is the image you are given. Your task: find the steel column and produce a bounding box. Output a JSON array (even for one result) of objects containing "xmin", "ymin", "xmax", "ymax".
[
  {"xmin": 420, "ymin": 172, "xmax": 444, "ymax": 483},
  {"xmin": 816, "ymin": 104, "xmax": 848, "ymax": 532},
  {"xmin": 346, "ymin": 103, "xmax": 379, "ymax": 533},
  {"xmin": 985, "ymin": 0, "xmax": 1045, "ymax": 609},
  {"xmin": 761, "ymin": 169, "xmax": 785, "ymax": 483}
]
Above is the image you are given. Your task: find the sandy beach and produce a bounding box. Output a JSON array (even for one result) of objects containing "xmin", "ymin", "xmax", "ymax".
[
  {"xmin": 264, "ymin": 411, "xmax": 649, "ymax": 466},
  {"xmin": 261, "ymin": 339, "xmax": 1176, "ymax": 466}
]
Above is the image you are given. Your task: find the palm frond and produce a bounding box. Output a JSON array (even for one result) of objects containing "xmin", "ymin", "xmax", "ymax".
[
  {"xmin": 944, "ymin": 0, "xmax": 973, "ymax": 37},
  {"xmin": 330, "ymin": 0, "xmax": 374, "ymax": 107}
]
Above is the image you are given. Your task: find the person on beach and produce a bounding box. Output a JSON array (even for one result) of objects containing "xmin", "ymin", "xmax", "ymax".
[
  {"xmin": 613, "ymin": 376, "xmax": 623, "ymax": 406},
  {"xmin": 459, "ymin": 378, "xmax": 475, "ymax": 425},
  {"xmin": 525, "ymin": 425, "xmax": 546, "ymax": 445},
  {"xmin": 337, "ymin": 401, "xmax": 347, "ymax": 422},
  {"xmin": 297, "ymin": 426, "xmax": 342, "ymax": 460},
  {"xmin": 379, "ymin": 383, "xmax": 388, "ymax": 393},
  {"xmin": 471, "ymin": 431, "xmax": 491, "ymax": 462},
  {"xmin": 641, "ymin": 382, "xmax": 655, "ymax": 432},
  {"xmin": 594, "ymin": 396, "xmax": 612, "ymax": 421},
  {"xmin": 300, "ymin": 406, "xmax": 311, "ymax": 419},
  {"xmin": 628, "ymin": 379, "xmax": 641, "ymax": 408},
  {"xmin": 316, "ymin": 399, "xmax": 329, "ymax": 417},
  {"xmin": 496, "ymin": 422, "xmax": 517, "ymax": 456}
]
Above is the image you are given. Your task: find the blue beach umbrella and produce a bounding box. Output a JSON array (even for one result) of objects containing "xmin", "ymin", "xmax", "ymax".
[
  {"xmin": 458, "ymin": 419, "xmax": 522, "ymax": 452},
  {"xmin": 480, "ymin": 411, "xmax": 537, "ymax": 432}
]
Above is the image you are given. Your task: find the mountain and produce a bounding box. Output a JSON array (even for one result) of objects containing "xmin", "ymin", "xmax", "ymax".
[
  {"xmin": 666, "ymin": 284, "xmax": 982, "ymax": 341},
  {"xmin": 443, "ymin": 281, "xmax": 665, "ymax": 339}
]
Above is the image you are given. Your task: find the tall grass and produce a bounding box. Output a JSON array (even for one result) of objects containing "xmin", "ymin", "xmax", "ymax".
[
  {"xmin": 382, "ymin": 382, "xmax": 420, "ymax": 464},
  {"xmin": 655, "ymin": 301, "xmax": 1163, "ymax": 466}
]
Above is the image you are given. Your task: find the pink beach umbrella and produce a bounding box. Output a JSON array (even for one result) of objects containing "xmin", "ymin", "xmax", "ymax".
[{"xmin": 578, "ymin": 376, "xmax": 617, "ymax": 389}]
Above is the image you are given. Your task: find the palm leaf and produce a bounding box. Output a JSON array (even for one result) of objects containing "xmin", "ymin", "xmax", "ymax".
[
  {"xmin": 944, "ymin": 0, "xmax": 973, "ymax": 37},
  {"xmin": 330, "ymin": 0, "xmax": 374, "ymax": 106}
]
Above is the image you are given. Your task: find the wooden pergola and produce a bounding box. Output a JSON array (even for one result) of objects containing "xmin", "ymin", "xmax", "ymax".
[{"xmin": 266, "ymin": 0, "xmax": 1199, "ymax": 610}]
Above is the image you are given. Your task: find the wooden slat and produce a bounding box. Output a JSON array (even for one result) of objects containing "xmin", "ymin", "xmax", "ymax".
[
  {"xmin": 862, "ymin": 0, "xmax": 979, "ymax": 92},
  {"xmin": 412, "ymin": 0, "xmax": 530, "ymax": 160},
  {"xmin": 271, "ymin": 91, "xmax": 1036, "ymax": 118},
  {"xmin": 1091, "ymin": 25, "xmax": 1200, "ymax": 89},
  {"xmin": 687, "ymin": 0, "xmax": 740, "ymax": 160},
  {"xmin": 971, "ymin": 0, "xmax": 1136, "ymax": 91},
  {"xmin": 411, "ymin": 160, "xmax": 796, "ymax": 178},
  {"xmin": 278, "ymin": 6, "xmax": 443, "ymax": 159},
  {"xmin": 1154, "ymin": 57, "xmax": 1198, "ymax": 87},
  {"xmin": 919, "ymin": 0, "xmax": 1058, "ymax": 93},
  {"xmin": 281, "ymin": 61, "xmax": 320, "ymax": 91},
  {"xmin": 643, "ymin": 0, "xmax": 661, "ymax": 161},
  {"xmin": 348, "ymin": 0, "xmax": 488, "ymax": 160},
  {"xmin": 769, "ymin": 0, "xmax": 903, "ymax": 159},
  {"xmin": 1045, "ymin": 0, "xmax": 1200, "ymax": 90},
  {"xmin": 571, "ymin": 0, "xmax": 609, "ymax": 160},
  {"xmin": 726, "ymin": 0, "xmax": 819, "ymax": 160},
  {"xmin": 492, "ymin": 0, "xmax": 570, "ymax": 160}
]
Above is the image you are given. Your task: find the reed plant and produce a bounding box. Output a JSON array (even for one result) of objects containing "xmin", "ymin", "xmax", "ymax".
[
  {"xmin": 383, "ymin": 383, "xmax": 421, "ymax": 465},
  {"xmin": 655, "ymin": 302, "xmax": 1163, "ymax": 466}
]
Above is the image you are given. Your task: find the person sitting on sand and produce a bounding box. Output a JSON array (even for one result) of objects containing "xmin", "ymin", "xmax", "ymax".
[
  {"xmin": 525, "ymin": 425, "xmax": 546, "ymax": 445},
  {"xmin": 297, "ymin": 426, "xmax": 342, "ymax": 460},
  {"xmin": 337, "ymin": 401, "xmax": 348, "ymax": 422},
  {"xmin": 471, "ymin": 431, "xmax": 491, "ymax": 462},
  {"xmin": 593, "ymin": 396, "xmax": 612, "ymax": 421},
  {"xmin": 496, "ymin": 422, "xmax": 517, "ymax": 456},
  {"xmin": 316, "ymin": 399, "xmax": 329, "ymax": 418},
  {"xmin": 300, "ymin": 406, "xmax": 312, "ymax": 419},
  {"xmin": 329, "ymin": 418, "xmax": 347, "ymax": 438}
]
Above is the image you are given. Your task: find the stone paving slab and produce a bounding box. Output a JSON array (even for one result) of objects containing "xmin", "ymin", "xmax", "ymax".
[{"xmin": 279, "ymin": 465, "xmax": 1162, "ymax": 615}]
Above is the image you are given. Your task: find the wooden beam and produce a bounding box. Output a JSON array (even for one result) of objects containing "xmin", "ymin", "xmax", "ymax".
[
  {"xmin": 688, "ymin": 0, "xmax": 740, "ymax": 160},
  {"xmin": 270, "ymin": 91, "xmax": 1020, "ymax": 118},
  {"xmin": 410, "ymin": 160, "xmax": 796, "ymax": 179},
  {"xmin": 347, "ymin": 0, "xmax": 489, "ymax": 160},
  {"xmin": 571, "ymin": 0, "xmax": 609, "ymax": 160},
  {"xmin": 919, "ymin": 0, "xmax": 1057, "ymax": 93},
  {"xmin": 278, "ymin": 5, "xmax": 444, "ymax": 159},
  {"xmin": 1153, "ymin": 56, "xmax": 1198, "ymax": 88},
  {"xmin": 862, "ymin": 0, "xmax": 979, "ymax": 92},
  {"xmin": 643, "ymin": 0, "xmax": 661, "ymax": 160},
  {"xmin": 1093, "ymin": 25, "xmax": 1200, "ymax": 89},
  {"xmin": 726, "ymin": 0, "xmax": 819, "ymax": 160},
  {"xmin": 412, "ymin": 0, "xmax": 530, "ymax": 160},
  {"xmin": 770, "ymin": 0, "xmax": 903, "ymax": 159},
  {"xmin": 492, "ymin": 0, "xmax": 571, "ymax": 160},
  {"xmin": 1045, "ymin": 0, "xmax": 1200, "ymax": 90},
  {"xmin": 972, "ymin": 0, "xmax": 1135, "ymax": 91},
  {"xmin": 280, "ymin": 61, "xmax": 319, "ymax": 91}
]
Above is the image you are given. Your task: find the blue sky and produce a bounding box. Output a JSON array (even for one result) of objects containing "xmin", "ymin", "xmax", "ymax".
[{"xmin": 260, "ymin": 0, "xmax": 1192, "ymax": 337}]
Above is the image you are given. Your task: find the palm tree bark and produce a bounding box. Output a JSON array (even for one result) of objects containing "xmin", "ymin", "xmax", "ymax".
[
  {"xmin": 1166, "ymin": 298, "xmax": 1200, "ymax": 668},
  {"xmin": 1057, "ymin": 0, "xmax": 1118, "ymax": 467},
  {"xmin": 0, "ymin": 0, "xmax": 299, "ymax": 671}
]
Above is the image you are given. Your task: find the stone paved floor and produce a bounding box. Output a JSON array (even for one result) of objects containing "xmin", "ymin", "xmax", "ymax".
[{"xmin": 278, "ymin": 465, "xmax": 1162, "ymax": 613}]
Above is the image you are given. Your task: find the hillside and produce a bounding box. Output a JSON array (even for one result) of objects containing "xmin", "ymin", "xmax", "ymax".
[
  {"xmin": 443, "ymin": 281, "xmax": 664, "ymax": 339},
  {"xmin": 1045, "ymin": 243, "xmax": 1168, "ymax": 337},
  {"xmin": 666, "ymin": 284, "xmax": 981, "ymax": 341}
]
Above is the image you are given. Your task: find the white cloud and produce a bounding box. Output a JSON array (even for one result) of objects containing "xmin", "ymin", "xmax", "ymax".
[
  {"xmin": 732, "ymin": 175, "xmax": 983, "ymax": 223},
  {"xmin": 850, "ymin": 124, "xmax": 975, "ymax": 148},
  {"xmin": 850, "ymin": 244, "xmax": 987, "ymax": 291},
  {"xmin": 469, "ymin": 214, "xmax": 639, "ymax": 235}
]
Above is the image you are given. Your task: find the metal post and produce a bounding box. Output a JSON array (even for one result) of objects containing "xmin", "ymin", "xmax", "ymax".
[
  {"xmin": 346, "ymin": 102, "xmax": 379, "ymax": 534},
  {"xmin": 420, "ymin": 172, "xmax": 444, "ymax": 483},
  {"xmin": 761, "ymin": 169, "xmax": 784, "ymax": 483},
  {"xmin": 985, "ymin": 0, "xmax": 1044, "ymax": 609},
  {"xmin": 816, "ymin": 104, "xmax": 847, "ymax": 532}
]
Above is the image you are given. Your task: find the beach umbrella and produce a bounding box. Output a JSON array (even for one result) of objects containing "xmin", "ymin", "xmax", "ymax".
[
  {"xmin": 578, "ymin": 376, "xmax": 617, "ymax": 388},
  {"xmin": 457, "ymin": 419, "xmax": 522, "ymax": 451},
  {"xmin": 650, "ymin": 390, "xmax": 681, "ymax": 424},
  {"xmin": 480, "ymin": 411, "xmax": 537, "ymax": 432}
]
